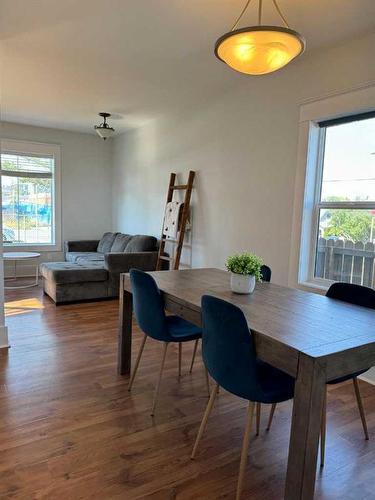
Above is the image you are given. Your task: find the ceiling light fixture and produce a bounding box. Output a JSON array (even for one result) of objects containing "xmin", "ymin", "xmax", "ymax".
[
  {"xmin": 94, "ymin": 112, "xmax": 115, "ymax": 140},
  {"xmin": 215, "ymin": 0, "xmax": 305, "ymax": 76}
]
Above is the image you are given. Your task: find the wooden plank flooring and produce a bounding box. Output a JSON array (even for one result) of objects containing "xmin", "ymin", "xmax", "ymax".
[{"xmin": 0, "ymin": 285, "xmax": 374, "ymax": 499}]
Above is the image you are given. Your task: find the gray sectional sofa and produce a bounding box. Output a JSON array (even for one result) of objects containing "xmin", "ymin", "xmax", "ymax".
[{"xmin": 40, "ymin": 232, "xmax": 160, "ymax": 304}]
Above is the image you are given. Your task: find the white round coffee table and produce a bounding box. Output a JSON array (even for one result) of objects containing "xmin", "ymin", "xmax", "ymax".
[{"xmin": 3, "ymin": 252, "xmax": 41, "ymax": 289}]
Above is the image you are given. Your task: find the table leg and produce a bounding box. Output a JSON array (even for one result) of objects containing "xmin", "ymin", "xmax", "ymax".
[
  {"xmin": 35, "ymin": 262, "xmax": 39, "ymax": 286},
  {"xmin": 118, "ymin": 275, "xmax": 133, "ymax": 376},
  {"xmin": 285, "ymin": 353, "xmax": 326, "ymax": 500}
]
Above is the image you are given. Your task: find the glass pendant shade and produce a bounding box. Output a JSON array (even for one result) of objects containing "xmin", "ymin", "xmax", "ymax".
[
  {"xmin": 95, "ymin": 126, "xmax": 115, "ymax": 140},
  {"xmin": 215, "ymin": 26, "xmax": 305, "ymax": 75}
]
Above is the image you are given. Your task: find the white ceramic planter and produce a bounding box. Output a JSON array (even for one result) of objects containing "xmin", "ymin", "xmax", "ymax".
[{"xmin": 230, "ymin": 273, "xmax": 256, "ymax": 294}]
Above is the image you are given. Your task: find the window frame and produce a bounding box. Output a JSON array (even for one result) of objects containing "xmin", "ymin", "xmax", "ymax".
[
  {"xmin": 0, "ymin": 139, "xmax": 62, "ymax": 252},
  {"xmin": 304, "ymin": 119, "xmax": 375, "ymax": 288},
  {"xmin": 289, "ymin": 84, "xmax": 375, "ymax": 291}
]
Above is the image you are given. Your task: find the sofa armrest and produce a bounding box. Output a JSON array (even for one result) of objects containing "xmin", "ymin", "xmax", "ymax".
[
  {"xmin": 64, "ymin": 240, "xmax": 100, "ymax": 253},
  {"xmin": 104, "ymin": 252, "xmax": 158, "ymax": 274}
]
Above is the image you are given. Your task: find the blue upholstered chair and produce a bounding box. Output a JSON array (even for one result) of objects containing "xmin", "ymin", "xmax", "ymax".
[
  {"xmin": 189, "ymin": 265, "xmax": 272, "ymax": 378},
  {"xmin": 128, "ymin": 269, "xmax": 206, "ymax": 415},
  {"xmin": 321, "ymin": 282, "xmax": 373, "ymax": 463},
  {"xmin": 254, "ymin": 264, "xmax": 271, "ymax": 435},
  {"xmin": 191, "ymin": 295, "xmax": 294, "ymax": 500},
  {"xmin": 260, "ymin": 265, "xmax": 272, "ymax": 283},
  {"xmin": 268, "ymin": 282, "xmax": 373, "ymax": 467}
]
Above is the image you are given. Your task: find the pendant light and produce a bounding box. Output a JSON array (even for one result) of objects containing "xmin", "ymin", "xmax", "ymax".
[
  {"xmin": 215, "ymin": 0, "xmax": 305, "ymax": 75},
  {"xmin": 94, "ymin": 112, "xmax": 115, "ymax": 140}
]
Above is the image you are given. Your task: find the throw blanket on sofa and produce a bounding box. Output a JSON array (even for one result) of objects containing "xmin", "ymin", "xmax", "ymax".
[{"xmin": 163, "ymin": 201, "xmax": 183, "ymax": 239}]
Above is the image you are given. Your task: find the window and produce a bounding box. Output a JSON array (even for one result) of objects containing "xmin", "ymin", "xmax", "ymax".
[
  {"xmin": 301, "ymin": 112, "xmax": 375, "ymax": 288},
  {"xmin": 1, "ymin": 140, "xmax": 61, "ymax": 250}
]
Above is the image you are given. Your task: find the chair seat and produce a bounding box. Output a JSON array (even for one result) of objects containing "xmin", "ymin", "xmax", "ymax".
[
  {"xmin": 328, "ymin": 368, "xmax": 370, "ymax": 385},
  {"xmin": 219, "ymin": 359, "xmax": 295, "ymax": 404},
  {"xmin": 166, "ymin": 315, "xmax": 202, "ymax": 342},
  {"xmin": 255, "ymin": 360, "xmax": 295, "ymax": 404}
]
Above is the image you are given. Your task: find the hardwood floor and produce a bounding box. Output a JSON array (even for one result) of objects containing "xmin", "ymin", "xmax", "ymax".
[{"xmin": 0, "ymin": 285, "xmax": 374, "ymax": 499}]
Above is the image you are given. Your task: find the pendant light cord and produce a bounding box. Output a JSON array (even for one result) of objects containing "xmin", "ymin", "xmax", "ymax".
[
  {"xmin": 230, "ymin": 0, "xmax": 290, "ymax": 31},
  {"xmin": 271, "ymin": 0, "xmax": 290, "ymax": 28},
  {"xmin": 258, "ymin": 0, "xmax": 263, "ymax": 25},
  {"xmin": 231, "ymin": 0, "xmax": 254, "ymax": 31}
]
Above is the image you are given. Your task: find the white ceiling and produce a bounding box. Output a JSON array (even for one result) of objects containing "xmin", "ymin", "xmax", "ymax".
[{"xmin": 1, "ymin": 0, "xmax": 374, "ymax": 134}]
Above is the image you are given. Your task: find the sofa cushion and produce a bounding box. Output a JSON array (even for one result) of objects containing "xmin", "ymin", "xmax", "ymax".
[
  {"xmin": 76, "ymin": 254, "xmax": 105, "ymax": 264},
  {"xmin": 111, "ymin": 233, "xmax": 132, "ymax": 252},
  {"xmin": 125, "ymin": 235, "xmax": 157, "ymax": 253},
  {"xmin": 40, "ymin": 262, "xmax": 108, "ymax": 284},
  {"xmin": 97, "ymin": 232, "xmax": 118, "ymax": 253},
  {"xmin": 66, "ymin": 252, "xmax": 105, "ymax": 263}
]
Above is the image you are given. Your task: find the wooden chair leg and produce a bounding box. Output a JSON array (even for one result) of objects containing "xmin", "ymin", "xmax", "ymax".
[
  {"xmin": 236, "ymin": 401, "xmax": 255, "ymax": 500},
  {"xmin": 320, "ymin": 389, "xmax": 327, "ymax": 467},
  {"xmin": 204, "ymin": 367, "xmax": 210, "ymax": 397},
  {"xmin": 189, "ymin": 339, "xmax": 199, "ymax": 373},
  {"xmin": 128, "ymin": 334, "xmax": 147, "ymax": 392},
  {"xmin": 178, "ymin": 343, "xmax": 182, "ymax": 378},
  {"xmin": 150, "ymin": 342, "xmax": 169, "ymax": 416},
  {"xmin": 266, "ymin": 403, "xmax": 277, "ymax": 431},
  {"xmin": 191, "ymin": 382, "xmax": 219, "ymax": 459},
  {"xmin": 353, "ymin": 378, "xmax": 369, "ymax": 440},
  {"xmin": 256, "ymin": 402, "xmax": 261, "ymax": 436}
]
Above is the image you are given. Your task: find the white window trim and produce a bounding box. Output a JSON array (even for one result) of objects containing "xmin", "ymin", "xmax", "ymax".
[
  {"xmin": 0, "ymin": 139, "xmax": 62, "ymax": 252},
  {"xmin": 288, "ymin": 83, "xmax": 375, "ymax": 291}
]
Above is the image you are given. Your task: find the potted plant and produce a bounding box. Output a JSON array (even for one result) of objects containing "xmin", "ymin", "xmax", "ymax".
[{"xmin": 226, "ymin": 252, "xmax": 263, "ymax": 294}]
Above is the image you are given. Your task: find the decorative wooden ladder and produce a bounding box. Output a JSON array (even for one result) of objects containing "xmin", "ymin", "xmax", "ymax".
[{"xmin": 156, "ymin": 170, "xmax": 195, "ymax": 271}]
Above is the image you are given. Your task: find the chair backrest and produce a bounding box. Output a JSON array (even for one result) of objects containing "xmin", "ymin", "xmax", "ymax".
[
  {"xmin": 201, "ymin": 295, "xmax": 259, "ymax": 399},
  {"xmin": 326, "ymin": 282, "xmax": 375, "ymax": 309},
  {"xmin": 261, "ymin": 265, "xmax": 271, "ymax": 282},
  {"xmin": 129, "ymin": 269, "xmax": 169, "ymax": 341}
]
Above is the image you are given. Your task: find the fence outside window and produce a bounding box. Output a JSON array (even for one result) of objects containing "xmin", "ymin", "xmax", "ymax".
[{"xmin": 315, "ymin": 237, "xmax": 375, "ymax": 287}]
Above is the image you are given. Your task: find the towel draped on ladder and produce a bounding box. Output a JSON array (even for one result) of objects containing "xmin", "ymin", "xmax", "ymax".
[{"xmin": 162, "ymin": 201, "xmax": 183, "ymax": 239}]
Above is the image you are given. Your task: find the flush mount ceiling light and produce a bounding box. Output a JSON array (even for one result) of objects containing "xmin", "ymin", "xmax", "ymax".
[
  {"xmin": 94, "ymin": 112, "xmax": 115, "ymax": 140},
  {"xmin": 215, "ymin": 0, "xmax": 305, "ymax": 75}
]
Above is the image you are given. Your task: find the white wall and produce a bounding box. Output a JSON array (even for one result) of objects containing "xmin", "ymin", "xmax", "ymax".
[
  {"xmin": 1, "ymin": 122, "xmax": 112, "ymax": 274},
  {"xmin": 112, "ymin": 33, "xmax": 375, "ymax": 286}
]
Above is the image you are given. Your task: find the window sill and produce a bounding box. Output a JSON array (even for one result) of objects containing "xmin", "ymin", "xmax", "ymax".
[
  {"xmin": 3, "ymin": 244, "xmax": 62, "ymax": 253},
  {"xmin": 298, "ymin": 279, "xmax": 330, "ymax": 294}
]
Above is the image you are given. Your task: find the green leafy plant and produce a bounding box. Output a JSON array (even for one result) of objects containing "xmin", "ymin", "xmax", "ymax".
[{"xmin": 225, "ymin": 252, "xmax": 263, "ymax": 281}]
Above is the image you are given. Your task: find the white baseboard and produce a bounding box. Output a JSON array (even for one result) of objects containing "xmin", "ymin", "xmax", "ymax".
[
  {"xmin": 359, "ymin": 372, "xmax": 375, "ymax": 386},
  {"xmin": 0, "ymin": 325, "xmax": 10, "ymax": 349},
  {"xmin": 5, "ymin": 273, "xmax": 39, "ymax": 279}
]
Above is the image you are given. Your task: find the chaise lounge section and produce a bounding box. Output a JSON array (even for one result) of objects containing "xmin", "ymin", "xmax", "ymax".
[{"xmin": 40, "ymin": 232, "xmax": 161, "ymax": 304}]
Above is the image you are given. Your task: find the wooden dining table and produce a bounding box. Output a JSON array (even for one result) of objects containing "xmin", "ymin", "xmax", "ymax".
[{"xmin": 117, "ymin": 268, "xmax": 375, "ymax": 499}]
